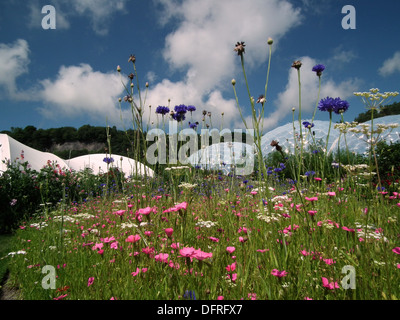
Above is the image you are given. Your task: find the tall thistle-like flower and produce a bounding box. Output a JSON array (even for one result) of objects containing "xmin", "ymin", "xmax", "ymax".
[
  {"xmin": 128, "ymin": 54, "xmax": 136, "ymax": 64},
  {"xmin": 234, "ymin": 41, "xmax": 246, "ymax": 56},
  {"xmin": 291, "ymin": 60, "xmax": 302, "ymax": 70}
]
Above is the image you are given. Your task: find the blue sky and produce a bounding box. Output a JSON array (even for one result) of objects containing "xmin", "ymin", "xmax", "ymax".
[{"xmin": 0, "ymin": 0, "xmax": 399, "ymax": 133}]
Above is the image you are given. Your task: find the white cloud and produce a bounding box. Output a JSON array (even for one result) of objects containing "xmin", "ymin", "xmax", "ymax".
[
  {"xmin": 0, "ymin": 39, "xmax": 30, "ymax": 98},
  {"xmin": 145, "ymin": 0, "xmax": 302, "ymax": 129},
  {"xmin": 378, "ymin": 51, "xmax": 400, "ymax": 76},
  {"xmin": 67, "ymin": 0, "xmax": 128, "ymax": 35},
  {"xmin": 38, "ymin": 64, "xmax": 124, "ymax": 123}
]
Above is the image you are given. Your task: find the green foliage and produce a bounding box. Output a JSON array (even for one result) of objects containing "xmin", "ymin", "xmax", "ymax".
[
  {"xmin": 374, "ymin": 140, "xmax": 400, "ymax": 189},
  {"xmin": 354, "ymin": 101, "xmax": 400, "ymax": 123}
]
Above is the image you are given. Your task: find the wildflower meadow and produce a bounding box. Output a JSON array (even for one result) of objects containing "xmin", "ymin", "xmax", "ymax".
[{"xmin": 2, "ymin": 38, "xmax": 400, "ymax": 303}]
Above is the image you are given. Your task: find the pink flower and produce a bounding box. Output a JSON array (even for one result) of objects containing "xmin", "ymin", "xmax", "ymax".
[
  {"xmin": 113, "ymin": 209, "xmax": 126, "ymax": 216},
  {"xmin": 392, "ymin": 247, "xmax": 400, "ymax": 254},
  {"xmin": 327, "ymin": 191, "xmax": 336, "ymax": 196},
  {"xmin": 163, "ymin": 202, "xmax": 188, "ymax": 213},
  {"xmin": 126, "ymin": 234, "xmax": 141, "ymax": 243},
  {"xmin": 305, "ymin": 196, "xmax": 318, "ymax": 202},
  {"xmin": 342, "ymin": 226, "xmax": 355, "ymax": 232},
  {"xmin": 155, "ymin": 253, "xmax": 170, "ymax": 263},
  {"xmin": 110, "ymin": 241, "xmax": 119, "ymax": 250},
  {"xmin": 225, "ymin": 262, "xmax": 237, "ymax": 272},
  {"xmin": 179, "ymin": 247, "xmax": 196, "ymax": 258},
  {"xmin": 226, "ymin": 273, "xmax": 237, "ymax": 282},
  {"xmin": 304, "ymin": 297, "xmax": 313, "ymax": 300},
  {"xmin": 308, "ymin": 210, "xmax": 317, "ymax": 216},
  {"xmin": 208, "ymin": 236, "xmax": 219, "ymax": 242},
  {"xmin": 314, "ymin": 177, "xmax": 322, "ymax": 181},
  {"xmin": 97, "ymin": 249, "xmax": 104, "ymax": 255},
  {"xmin": 137, "ymin": 207, "xmax": 154, "ymax": 215},
  {"xmin": 92, "ymin": 243, "xmax": 104, "ymax": 251},
  {"xmin": 300, "ymin": 250, "xmax": 310, "ymax": 256},
  {"xmin": 323, "ymin": 258, "xmax": 336, "ymax": 265},
  {"xmin": 226, "ymin": 246, "xmax": 236, "ymax": 254},
  {"xmin": 131, "ymin": 268, "xmax": 140, "ymax": 277},
  {"xmin": 257, "ymin": 249, "xmax": 268, "ymax": 253},
  {"xmin": 321, "ymin": 277, "xmax": 339, "ymax": 290},
  {"xmin": 87, "ymin": 277, "xmax": 94, "ymax": 287},
  {"xmin": 239, "ymin": 236, "xmax": 245, "ymax": 243},
  {"xmin": 217, "ymin": 296, "xmax": 224, "ymax": 300},
  {"xmin": 193, "ymin": 249, "xmax": 212, "ymax": 261},
  {"xmin": 54, "ymin": 294, "xmax": 68, "ymax": 300},
  {"xmin": 271, "ymin": 269, "xmax": 288, "ymax": 278},
  {"xmin": 165, "ymin": 228, "xmax": 174, "ymax": 237},
  {"xmin": 103, "ymin": 236, "xmax": 116, "ymax": 243}
]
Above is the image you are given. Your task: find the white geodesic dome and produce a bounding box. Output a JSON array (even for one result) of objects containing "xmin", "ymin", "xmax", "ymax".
[
  {"xmin": 187, "ymin": 142, "xmax": 255, "ymax": 175},
  {"xmin": 261, "ymin": 115, "xmax": 400, "ymax": 157}
]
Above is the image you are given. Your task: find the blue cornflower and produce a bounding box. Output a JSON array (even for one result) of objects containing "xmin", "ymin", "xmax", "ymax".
[
  {"xmin": 155, "ymin": 106, "xmax": 170, "ymax": 115},
  {"xmin": 305, "ymin": 170, "xmax": 315, "ymax": 177},
  {"xmin": 302, "ymin": 121, "xmax": 314, "ymax": 129},
  {"xmin": 172, "ymin": 112, "xmax": 186, "ymax": 122},
  {"xmin": 312, "ymin": 64, "xmax": 325, "ymax": 77},
  {"xmin": 183, "ymin": 290, "xmax": 196, "ymax": 300},
  {"xmin": 103, "ymin": 157, "xmax": 114, "ymax": 164},
  {"xmin": 189, "ymin": 121, "xmax": 199, "ymax": 129},
  {"xmin": 243, "ymin": 179, "xmax": 248, "ymax": 184},
  {"xmin": 174, "ymin": 104, "xmax": 188, "ymax": 114},
  {"xmin": 318, "ymin": 97, "xmax": 349, "ymax": 114},
  {"xmin": 333, "ymin": 98, "xmax": 349, "ymax": 114},
  {"xmin": 318, "ymin": 97, "xmax": 336, "ymax": 113},
  {"xmin": 187, "ymin": 105, "xmax": 196, "ymax": 112}
]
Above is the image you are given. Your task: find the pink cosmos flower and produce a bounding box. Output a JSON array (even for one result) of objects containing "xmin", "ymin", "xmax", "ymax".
[
  {"xmin": 209, "ymin": 236, "xmax": 219, "ymax": 242},
  {"xmin": 97, "ymin": 249, "xmax": 104, "ymax": 256},
  {"xmin": 226, "ymin": 246, "xmax": 236, "ymax": 254},
  {"xmin": 165, "ymin": 228, "xmax": 174, "ymax": 237},
  {"xmin": 321, "ymin": 277, "xmax": 340, "ymax": 290},
  {"xmin": 327, "ymin": 191, "xmax": 336, "ymax": 196},
  {"xmin": 87, "ymin": 277, "xmax": 94, "ymax": 287},
  {"xmin": 392, "ymin": 247, "xmax": 400, "ymax": 254},
  {"xmin": 239, "ymin": 236, "xmax": 245, "ymax": 243},
  {"xmin": 308, "ymin": 210, "xmax": 317, "ymax": 216},
  {"xmin": 54, "ymin": 294, "xmax": 68, "ymax": 300},
  {"xmin": 257, "ymin": 249, "xmax": 268, "ymax": 253},
  {"xmin": 314, "ymin": 177, "xmax": 322, "ymax": 181},
  {"xmin": 126, "ymin": 234, "xmax": 141, "ymax": 243},
  {"xmin": 271, "ymin": 269, "xmax": 288, "ymax": 278},
  {"xmin": 217, "ymin": 296, "xmax": 224, "ymax": 300},
  {"xmin": 304, "ymin": 297, "xmax": 313, "ymax": 300}
]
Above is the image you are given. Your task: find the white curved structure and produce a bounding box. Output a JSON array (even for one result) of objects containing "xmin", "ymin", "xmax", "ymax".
[
  {"xmin": 66, "ymin": 154, "xmax": 154, "ymax": 178},
  {"xmin": 0, "ymin": 134, "xmax": 154, "ymax": 178},
  {"xmin": 0, "ymin": 133, "xmax": 69, "ymax": 174}
]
